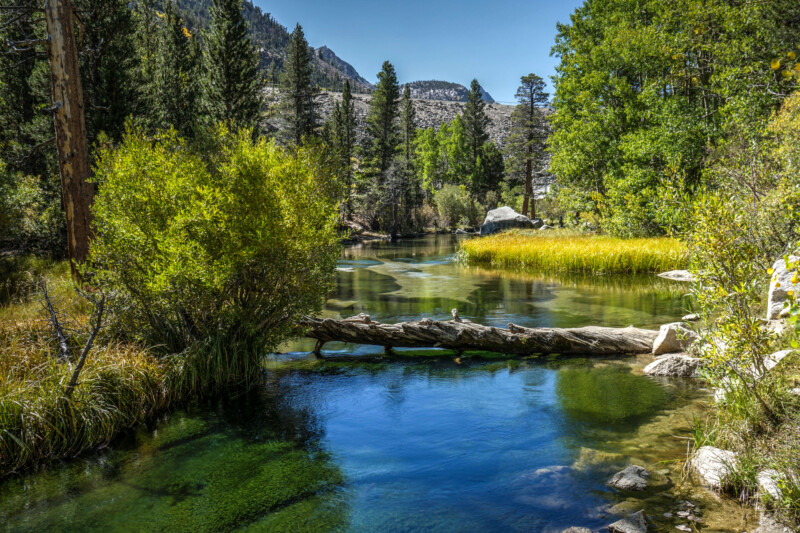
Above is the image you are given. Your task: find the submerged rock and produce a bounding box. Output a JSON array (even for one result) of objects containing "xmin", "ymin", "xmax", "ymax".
[
  {"xmin": 658, "ymin": 270, "xmax": 696, "ymax": 282},
  {"xmin": 691, "ymin": 446, "xmax": 738, "ymax": 489},
  {"xmin": 753, "ymin": 512, "xmax": 794, "ymax": 533},
  {"xmin": 479, "ymin": 206, "xmax": 536, "ymax": 236},
  {"xmin": 652, "ymin": 323, "xmax": 698, "ymax": 355},
  {"xmin": 767, "ymin": 256, "xmax": 799, "ymax": 320},
  {"xmin": 560, "ymin": 528, "xmax": 592, "ymax": 533},
  {"xmin": 608, "ymin": 510, "xmax": 648, "ymax": 533},
  {"xmin": 643, "ymin": 354, "xmax": 705, "ymax": 377},
  {"xmin": 607, "ymin": 465, "xmax": 650, "ymax": 491}
]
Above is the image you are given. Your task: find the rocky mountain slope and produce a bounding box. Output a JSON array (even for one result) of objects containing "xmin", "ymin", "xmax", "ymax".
[
  {"xmin": 404, "ymin": 80, "xmax": 495, "ymax": 103},
  {"xmin": 314, "ymin": 92, "xmax": 513, "ymax": 147},
  {"xmin": 314, "ymin": 46, "xmax": 375, "ymax": 92}
]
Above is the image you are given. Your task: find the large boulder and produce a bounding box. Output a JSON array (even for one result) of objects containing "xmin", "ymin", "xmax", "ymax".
[
  {"xmin": 652, "ymin": 323, "xmax": 698, "ymax": 355},
  {"xmin": 691, "ymin": 446, "xmax": 738, "ymax": 489},
  {"xmin": 608, "ymin": 510, "xmax": 648, "ymax": 533},
  {"xmin": 607, "ymin": 465, "xmax": 650, "ymax": 491},
  {"xmin": 767, "ymin": 256, "xmax": 799, "ymax": 320},
  {"xmin": 480, "ymin": 206, "xmax": 540, "ymax": 236},
  {"xmin": 643, "ymin": 354, "xmax": 705, "ymax": 377}
]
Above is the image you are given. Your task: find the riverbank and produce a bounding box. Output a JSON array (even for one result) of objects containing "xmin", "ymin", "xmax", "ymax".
[
  {"xmin": 457, "ymin": 230, "xmax": 688, "ymax": 274},
  {"xmin": 0, "ymin": 260, "xmax": 262, "ymax": 476}
]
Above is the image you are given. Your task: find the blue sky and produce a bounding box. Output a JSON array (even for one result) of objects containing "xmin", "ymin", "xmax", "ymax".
[{"xmin": 253, "ymin": 0, "xmax": 584, "ymax": 103}]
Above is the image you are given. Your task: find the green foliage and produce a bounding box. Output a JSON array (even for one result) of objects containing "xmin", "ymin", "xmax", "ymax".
[
  {"xmin": 505, "ymin": 73, "xmax": 548, "ymax": 218},
  {"xmin": 147, "ymin": 1, "xmax": 200, "ymax": 136},
  {"xmin": 89, "ymin": 126, "xmax": 341, "ymax": 358},
  {"xmin": 434, "ymin": 184, "xmax": 483, "ymax": 229},
  {"xmin": 328, "ymin": 81, "xmax": 356, "ymax": 216},
  {"xmin": 280, "ymin": 24, "xmax": 318, "ymax": 145},
  {"xmin": 462, "ymin": 79, "xmax": 490, "ymax": 170},
  {"xmin": 549, "ymin": 0, "xmax": 800, "ymax": 237},
  {"xmin": 201, "ymin": 0, "xmax": 263, "ymax": 130},
  {"xmin": 364, "ymin": 60, "xmax": 401, "ymax": 176}
]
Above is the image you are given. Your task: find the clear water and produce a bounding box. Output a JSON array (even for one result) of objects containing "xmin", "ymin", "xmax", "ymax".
[{"xmin": 0, "ymin": 236, "xmax": 756, "ymax": 532}]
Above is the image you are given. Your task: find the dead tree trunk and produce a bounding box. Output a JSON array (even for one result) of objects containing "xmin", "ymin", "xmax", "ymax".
[
  {"xmin": 43, "ymin": 0, "xmax": 93, "ymax": 280},
  {"xmin": 301, "ymin": 315, "xmax": 658, "ymax": 356}
]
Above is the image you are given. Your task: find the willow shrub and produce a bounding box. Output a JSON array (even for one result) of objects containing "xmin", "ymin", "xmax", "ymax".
[{"xmin": 89, "ymin": 127, "xmax": 341, "ymax": 382}]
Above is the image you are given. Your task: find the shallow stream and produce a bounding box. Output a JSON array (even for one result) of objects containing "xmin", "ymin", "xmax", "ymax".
[{"xmin": 0, "ymin": 235, "xmax": 757, "ymax": 532}]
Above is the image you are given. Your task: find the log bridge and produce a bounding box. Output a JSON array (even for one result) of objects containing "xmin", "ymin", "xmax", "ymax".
[{"xmin": 301, "ymin": 313, "xmax": 659, "ymax": 357}]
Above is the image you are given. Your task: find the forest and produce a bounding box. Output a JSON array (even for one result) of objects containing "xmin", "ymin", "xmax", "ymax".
[{"xmin": 2, "ymin": 0, "xmax": 800, "ymax": 530}]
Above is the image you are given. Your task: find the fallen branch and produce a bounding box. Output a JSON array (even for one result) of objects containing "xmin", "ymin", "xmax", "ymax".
[{"xmin": 64, "ymin": 291, "xmax": 104, "ymax": 398}]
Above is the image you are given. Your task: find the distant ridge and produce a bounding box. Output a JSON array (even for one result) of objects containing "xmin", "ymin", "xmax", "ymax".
[
  {"xmin": 314, "ymin": 46, "xmax": 375, "ymax": 92},
  {"xmin": 404, "ymin": 80, "xmax": 495, "ymax": 103}
]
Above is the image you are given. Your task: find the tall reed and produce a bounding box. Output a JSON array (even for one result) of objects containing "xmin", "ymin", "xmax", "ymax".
[{"xmin": 458, "ymin": 230, "xmax": 688, "ymax": 274}]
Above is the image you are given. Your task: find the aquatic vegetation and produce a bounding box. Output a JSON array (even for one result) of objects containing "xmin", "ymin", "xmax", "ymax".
[{"xmin": 457, "ymin": 230, "xmax": 688, "ymax": 274}]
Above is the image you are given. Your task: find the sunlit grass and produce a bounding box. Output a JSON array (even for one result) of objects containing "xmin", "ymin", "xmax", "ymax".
[
  {"xmin": 457, "ymin": 230, "xmax": 688, "ymax": 274},
  {"xmin": 0, "ymin": 260, "xmax": 265, "ymax": 476}
]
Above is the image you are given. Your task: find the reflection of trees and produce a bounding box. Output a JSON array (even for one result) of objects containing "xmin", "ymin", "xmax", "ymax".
[{"xmin": 555, "ymin": 364, "xmax": 668, "ymax": 430}]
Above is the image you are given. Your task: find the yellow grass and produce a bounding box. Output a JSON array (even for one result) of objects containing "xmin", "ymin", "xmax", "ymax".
[{"xmin": 457, "ymin": 230, "xmax": 688, "ymax": 274}]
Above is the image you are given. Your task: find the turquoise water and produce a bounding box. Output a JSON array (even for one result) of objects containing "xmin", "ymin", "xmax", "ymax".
[{"xmin": 0, "ymin": 236, "xmax": 752, "ymax": 532}]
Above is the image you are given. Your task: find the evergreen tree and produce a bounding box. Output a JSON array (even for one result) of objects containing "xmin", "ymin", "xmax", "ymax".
[
  {"xmin": 75, "ymin": 0, "xmax": 139, "ymax": 142},
  {"xmin": 506, "ymin": 74, "xmax": 548, "ymax": 219},
  {"xmin": 201, "ymin": 0, "xmax": 262, "ymax": 130},
  {"xmin": 462, "ymin": 78, "xmax": 490, "ymax": 171},
  {"xmin": 151, "ymin": 1, "xmax": 199, "ymax": 136},
  {"xmin": 330, "ymin": 80, "xmax": 356, "ymax": 216},
  {"xmin": 280, "ymin": 24, "xmax": 317, "ymax": 144},
  {"xmin": 364, "ymin": 61, "xmax": 401, "ymax": 176}
]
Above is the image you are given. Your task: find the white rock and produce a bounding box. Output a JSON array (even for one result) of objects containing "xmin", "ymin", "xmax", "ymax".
[
  {"xmin": 691, "ymin": 446, "xmax": 738, "ymax": 489},
  {"xmin": 653, "ymin": 323, "xmax": 698, "ymax": 355},
  {"xmin": 658, "ymin": 270, "xmax": 697, "ymax": 282},
  {"xmin": 756, "ymin": 469, "xmax": 783, "ymax": 501},
  {"xmin": 764, "ymin": 350, "xmax": 792, "ymax": 373},
  {"xmin": 608, "ymin": 510, "xmax": 648, "ymax": 533},
  {"xmin": 789, "ymin": 388, "xmax": 800, "ymax": 396},
  {"xmin": 644, "ymin": 354, "xmax": 705, "ymax": 377},
  {"xmin": 479, "ymin": 206, "xmax": 538, "ymax": 236},
  {"xmin": 682, "ymin": 313, "xmax": 700, "ymax": 322},
  {"xmin": 767, "ymin": 256, "xmax": 799, "ymax": 320}
]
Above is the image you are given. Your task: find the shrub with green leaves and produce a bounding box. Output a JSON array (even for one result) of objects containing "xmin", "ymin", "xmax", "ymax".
[
  {"xmin": 89, "ymin": 127, "xmax": 342, "ymax": 357},
  {"xmin": 434, "ymin": 184, "xmax": 483, "ymax": 229}
]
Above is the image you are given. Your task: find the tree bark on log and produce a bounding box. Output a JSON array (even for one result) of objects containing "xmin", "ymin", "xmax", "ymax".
[{"xmin": 301, "ymin": 315, "xmax": 658, "ymax": 356}]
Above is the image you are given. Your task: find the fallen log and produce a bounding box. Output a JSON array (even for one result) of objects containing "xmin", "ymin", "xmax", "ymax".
[{"xmin": 301, "ymin": 314, "xmax": 658, "ymax": 356}]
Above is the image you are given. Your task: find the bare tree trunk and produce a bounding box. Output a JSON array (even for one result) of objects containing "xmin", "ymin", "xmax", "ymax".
[
  {"xmin": 301, "ymin": 315, "xmax": 659, "ymax": 356},
  {"xmin": 43, "ymin": 0, "xmax": 93, "ymax": 280}
]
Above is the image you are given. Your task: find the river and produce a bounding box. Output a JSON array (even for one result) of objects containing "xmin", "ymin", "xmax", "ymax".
[{"xmin": 0, "ymin": 235, "xmax": 757, "ymax": 532}]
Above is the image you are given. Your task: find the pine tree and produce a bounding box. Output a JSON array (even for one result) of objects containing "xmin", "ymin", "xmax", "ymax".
[
  {"xmin": 462, "ymin": 78, "xmax": 490, "ymax": 170},
  {"xmin": 201, "ymin": 0, "xmax": 262, "ymax": 130},
  {"xmin": 75, "ymin": 0, "xmax": 139, "ymax": 142},
  {"xmin": 151, "ymin": 1, "xmax": 198, "ymax": 136},
  {"xmin": 280, "ymin": 24, "xmax": 317, "ymax": 144},
  {"xmin": 364, "ymin": 61, "xmax": 401, "ymax": 176},
  {"xmin": 505, "ymin": 73, "xmax": 548, "ymax": 219},
  {"xmin": 330, "ymin": 80, "xmax": 356, "ymax": 216}
]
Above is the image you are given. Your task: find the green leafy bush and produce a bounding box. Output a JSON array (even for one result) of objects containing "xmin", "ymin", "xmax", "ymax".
[
  {"xmin": 89, "ymin": 127, "xmax": 342, "ymax": 359},
  {"xmin": 434, "ymin": 184, "xmax": 482, "ymax": 229}
]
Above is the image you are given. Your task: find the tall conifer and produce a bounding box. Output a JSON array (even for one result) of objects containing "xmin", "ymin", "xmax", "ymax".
[
  {"xmin": 280, "ymin": 24, "xmax": 316, "ymax": 144},
  {"xmin": 462, "ymin": 78, "xmax": 490, "ymax": 168},
  {"xmin": 364, "ymin": 61, "xmax": 401, "ymax": 176},
  {"xmin": 202, "ymin": 0, "xmax": 262, "ymax": 130}
]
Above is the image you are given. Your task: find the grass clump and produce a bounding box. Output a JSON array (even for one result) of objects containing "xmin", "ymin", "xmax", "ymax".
[{"xmin": 457, "ymin": 229, "xmax": 688, "ymax": 274}]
